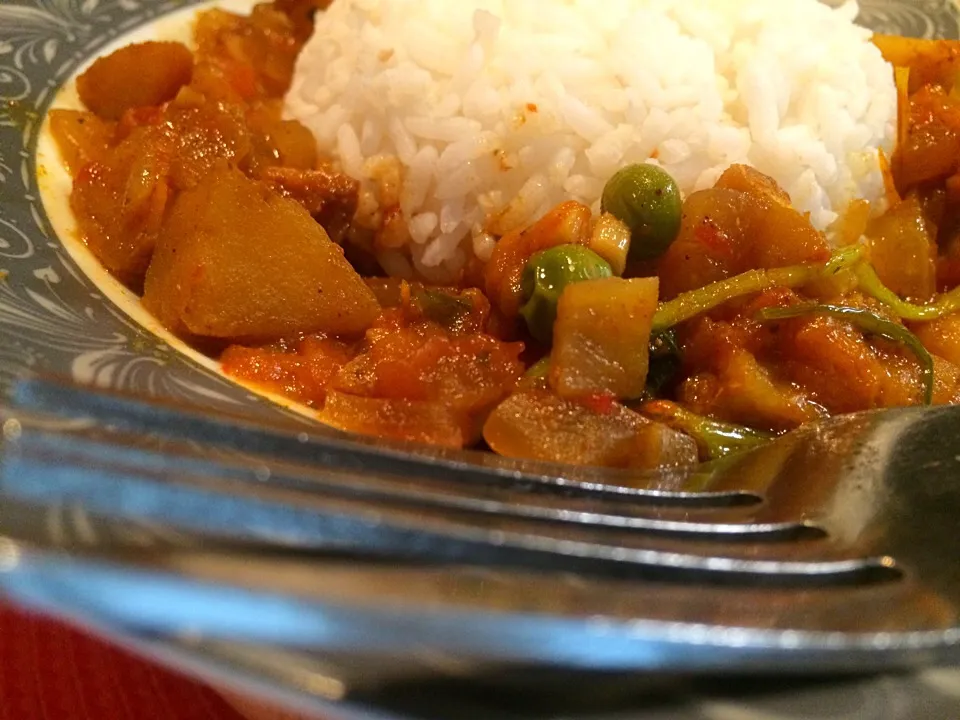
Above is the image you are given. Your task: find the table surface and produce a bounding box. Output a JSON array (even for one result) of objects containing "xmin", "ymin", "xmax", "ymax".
[{"xmin": 0, "ymin": 602, "xmax": 250, "ymax": 720}]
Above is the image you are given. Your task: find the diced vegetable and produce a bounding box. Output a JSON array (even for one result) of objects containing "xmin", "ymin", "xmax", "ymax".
[
  {"xmin": 873, "ymin": 35, "xmax": 960, "ymax": 92},
  {"xmin": 778, "ymin": 312, "xmax": 895, "ymax": 413},
  {"xmin": 588, "ymin": 213, "xmax": 632, "ymax": 275},
  {"xmin": 866, "ymin": 194, "xmax": 937, "ymax": 302},
  {"xmin": 484, "ymin": 200, "xmax": 592, "ymax": 319},
  {"xmin": 246, "ymin": 105, "xmax": 319, "ymax": 171},
  {"xmin": 322, "ymin": 391, "xmax": 465, "ymax": 448},
  {"xmin": 633, "ymin": 423, "xmax": 700, "ymax": 470},
  {"xmin": 550, "ymin": 277, "xmax": 659, "ymax": 400},
  {"xmin": 483, "ymin": 390, "xmax": 693, "ymax": 469},
  {"xmin": 894, "ymin": 86, "xmax": 960, "ymax": 191},
  {"xmin": 679, "ymin": 349, "xmax": 824, "ymax": 432},
  {"xmin": 640, "ymin": 400, "xmax": 772, "ymax": 460},
  {"xmin": 142, "ymin": 167, "xmax": 380, "ymax": 342},
  {"xmin": 68, "ymin": 99, "xmax": 255, "ymax": 288},
  {"xmin": 157, "ymin": 102, "xmax": 254, "ymax": 190},
  {"xmin": 519, "ymin": 245, "xmax": 612, "ymax": 344},
  {"xmin": 77, "ymin": 42, "xmax": 193, "ymax": 120},
  {"xmin": 601, "ymin": 163, "xmax": 682, "ymax": 261},
  {"xmin": 71, "ymin": 143, "xmax": 170, "ymax": 288},
  {"xmin": 658, "ymin": 165, "xmax": 830, "ymax": 298},
  {"xmin": 895, "ymin": 66, "xmax": 910, "ymax": 171},
  {"xmin": 912, "ymin": 313, "xmax": 960, "ymax": 366},
  {"xmin": 757, "ymin": 303, "xmax": 935, "ymax": 405},
  {"xmin": 47, "ymin": 110, "xmax": 116, "ymax": 174},
  {"xmin": 713, "ymin": 163, "xmax": 792, "ymax": 206}
]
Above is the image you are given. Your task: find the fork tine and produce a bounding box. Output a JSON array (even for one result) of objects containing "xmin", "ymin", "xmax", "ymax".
[
  {"xmin": 0, "ymin": 405, "xmax": 899, "ymax": 588},
  {"xmin": 4, "ymin": 406, "xmax": 818, "ymax": 540},
  {"xmin": 6, "ymin": 376, "xmax": 759, "ymax": 506},
  {"xmin": 2, "ymin": 379, "xmax": 960, "ymax": 674},
  {"xmin": 0, "ymin": 505, "xmax": 949, "ymax": 669}
]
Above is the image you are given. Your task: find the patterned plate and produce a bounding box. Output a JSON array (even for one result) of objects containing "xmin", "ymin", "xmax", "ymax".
[{"xmin": 2, "ymin": 1, "xmax": 960, "ymax": 719}]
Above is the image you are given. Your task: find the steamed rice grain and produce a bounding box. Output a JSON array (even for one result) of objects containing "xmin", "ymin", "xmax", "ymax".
[{"xmin": 285, "ymin": 0, "xmax": 896, "ymax": 276}]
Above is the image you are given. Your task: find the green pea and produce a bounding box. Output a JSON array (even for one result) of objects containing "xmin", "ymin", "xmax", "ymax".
[
  {"xmin": 601, "ymin": 163, "xmax": 682, "ymax": 261},
  {"xmin": 519, "ymin": 244, "xmax": 612, "ymax": 344}
]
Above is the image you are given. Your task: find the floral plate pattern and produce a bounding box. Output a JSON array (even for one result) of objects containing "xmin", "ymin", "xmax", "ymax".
[{"xmin": 1, "ymin": 1, "xmax": 960, "ymax": 719}]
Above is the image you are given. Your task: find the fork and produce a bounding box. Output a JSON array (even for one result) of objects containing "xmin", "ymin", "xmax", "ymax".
[{"xmin": 0, "ymin": 375, "xmax": 957, "ymax": 678}]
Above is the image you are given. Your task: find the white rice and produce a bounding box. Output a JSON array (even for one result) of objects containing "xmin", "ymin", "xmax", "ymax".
[{"xmin": 285, "ymin": 0, "xmax": 896, "ymax": 279}]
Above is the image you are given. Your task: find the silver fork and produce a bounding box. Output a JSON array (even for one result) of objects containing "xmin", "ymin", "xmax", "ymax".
[{"xmin": 0, "ymin": 375, "xmax": 957, "ymax": 680}]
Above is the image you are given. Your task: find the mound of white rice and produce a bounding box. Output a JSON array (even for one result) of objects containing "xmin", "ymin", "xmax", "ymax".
[{"xmin": 285, "ymin": 0, "xmax": 896, "ymax": 280}]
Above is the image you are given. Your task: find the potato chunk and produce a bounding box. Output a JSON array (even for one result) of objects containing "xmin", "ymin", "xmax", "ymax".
[
  {"xmin": 70, "ymin": 102, "xmax": 252, "ymax": 288},
  {"xmin": 483, "ymin": 391, "xmax": 696, "ymax": 469},
  {"xmin": 867, "ymin": 194, "xmax": 938, "ymax": 302},
  {"xmin": 913, "ymin": 313, "xmax": 960, "ymax": 366},
  {"xmin": 322, "ymin": 391, "xmax": 465, "ymax": 449},
  {"xmin": 873, "ymin": 35, "xmax": 960, "ymax": 92},
  {"xmin": 550, "ymin": 277, "xmax": 659, "ymax": 400},
  {"xmin": 77, "ymin": 42, "xmax": 193, "ymax": 120},
  {"xmin": 658, "ymin": 166, "xmax": 829, "ymax": 299},
  {"xmin": 48, "ymin": 110, "xmax": 116, "ymax": 174},
  {"xmin": 143, "ymin": 167, "xmax": 379, "ymax": 342}
]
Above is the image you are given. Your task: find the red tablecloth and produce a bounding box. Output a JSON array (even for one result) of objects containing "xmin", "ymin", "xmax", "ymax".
[{"xmin": 0, "ymin": 601, "xmax": 246, "ymax": 720}]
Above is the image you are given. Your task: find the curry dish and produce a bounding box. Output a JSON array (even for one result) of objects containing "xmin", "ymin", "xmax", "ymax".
[{"xmin": 47, "ymin": 1, "xmax": 960, "ymax": 469}]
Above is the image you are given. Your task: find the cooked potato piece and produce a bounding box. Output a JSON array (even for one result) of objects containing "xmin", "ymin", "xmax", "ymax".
[
  {"xmin": 780, "ymin": 315, "xmax": 896, "ymax": 413},
  {"xmin": 245, "ymin": 103, "xmax": 318, "ymax": 171},
  {"xmin": 321, "ymin": 391, "xmax": 464, "ymax": 448},
  {"xmin": 70, "ymin": 102, "xmax": 252, "ymax": 288},
  {"xmin": 588, "ymin": 213, "xmax": 632, "ymax": 276},
  {"xmin": 873, "ymin": 35, "xmax": 960, "ymax": 92},
  {"xmin": 550, "ymin": 277, "xmax": 659, "ymax": 400},
  {"xmin": 932, "ymin": 355, "xmax": 960, "ymax": 405},
  {"xmin": 484, "ymin": 390, "xmax": 695, "ymax": 469},
  {"xmin": 632, "ymin": 423, "xmax": 700, "ymax": 470},
  {"xmin": 867, "ymin": 194, "xmax": 937, "ymax": 302},
  {"xmin": 77, "ymin": 42, "xmax": 193, "ymax": 120},
  {"xmin": 658, "ymin": 167, "xmax": 829, "ymax": 299},
  {"xmin": 483, "ymin": 391, "xmax": 648, "ymax": 467},
  {"xmin": 913, "ymin": 313, "xmax": 960, "ymax": 366},
  {"xmin": 896, "ymin": 86, "xmax": 960, "ymax": 191},
  {"xmin": 681, "ymin": 349, "xmax": 823, "ymax": 433},
  {"xmin": 48, "ymin": 110, "xmax": 116, "ymax": 174},
  {"xmin": 71, "ymin": 142, "xmax": 169, "ymax": 288},
  {"xmin": 714, "ymin": 163, "xmax": 792, "ymax": 207},
  {"xmin": 143, "ymin": 167, "xmax": 379, "ymax": 342}
]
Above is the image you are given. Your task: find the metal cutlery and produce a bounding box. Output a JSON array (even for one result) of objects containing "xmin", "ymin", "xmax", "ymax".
[{"xmin": 0, "ymin": 375, "xmax": 957, "ymax": 677}]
